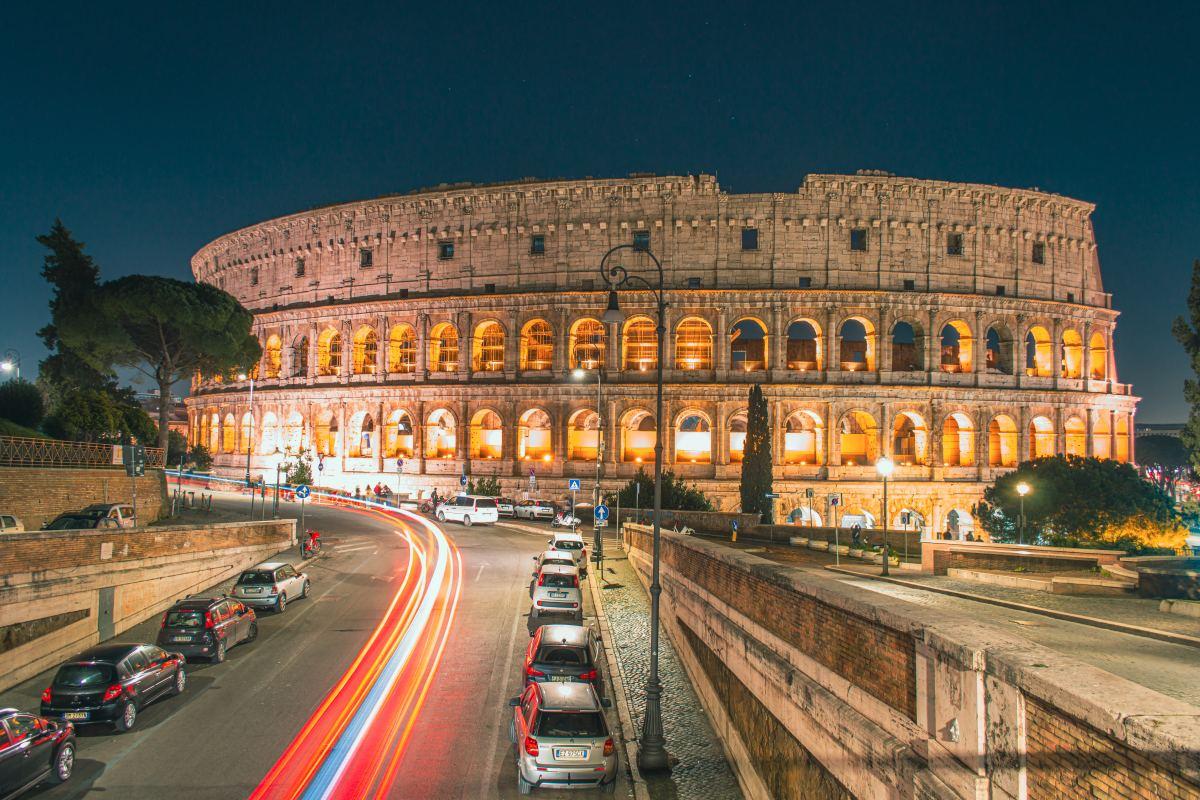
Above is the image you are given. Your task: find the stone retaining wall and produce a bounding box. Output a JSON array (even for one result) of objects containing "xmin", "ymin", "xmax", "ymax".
[{"xmin": 0, "ymin": 465, "xmax": 166, "ymax": 530}]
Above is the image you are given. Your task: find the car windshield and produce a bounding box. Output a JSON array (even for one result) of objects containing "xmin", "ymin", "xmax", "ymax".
[
  {"xmin": 237, "ymin": 571, "xmax": 275, "ymax": 585},
  {"xmin": 165, "ymin": 610, "xmax": 204, "ymax": 628},
  {"xmin": 536, "ymin": 711, "xmax": 606, "ymax": 738},
  {"xmin": 555, "ymin": 540, "xmax": 583, "ymax": 550},
  {"xmin": 536, "ymin": 646, "xmax": 585, "ymax": 665},
  {"xmin": 541, "ymin": 573, "xmax": 576, "ymax": 588},
  {"xmin": 44, "ymin": 515, "xmax": 95, "ymax": 530},
  {"xmin": 545, "ymin": 558, "xmax": 573, "ymax": 568},
  {"xmin": 474, "ymin": 499, "xmax": 497, "ymax": 509},
  {"xmin": 54, "ymin": 663, "xmax": 116, "ymax": 687}
]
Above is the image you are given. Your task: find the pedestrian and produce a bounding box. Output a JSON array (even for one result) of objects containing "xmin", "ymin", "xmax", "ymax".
[
  {"xmin": 374, "ymin": 483, "xmax": 382, "ymax": 497},
  {"xmin": 851, "ymin": 524, "xmax": 862, "ymax": 547},
  {"xmin": 354, "ymin": 486, "xmax": 361, "ymax": 499}
]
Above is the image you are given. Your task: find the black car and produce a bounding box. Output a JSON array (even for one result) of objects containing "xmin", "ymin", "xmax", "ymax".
[
  {"xmin": 40, "ymin": 644, "xmax": 186, "ymax": 732},
  {"xmin": 41, "ymin": 511, "xmax": 120, "ymax": 531},
  {"xmin": 0, "ymin": 708, "xmax": 75, "ymax": 799},
  {"xmin": 522, "ymin": 624, "xmax": 605, "ymax": 698},
  {"xmin": 156, "ymin": 596, "xmax": 258, "ymax": 662}
]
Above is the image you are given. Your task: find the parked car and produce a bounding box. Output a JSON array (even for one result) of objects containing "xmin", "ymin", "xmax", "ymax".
[
  {"xmin": 79, "ymin": 503, "xmax": 136, "ymax": 528},
  {"xmin": 230, "ymin": 562, "xmax": 310, "ymax": 613},
  {"xmin": 41, "ymin": 511, "xmax": 121, "ymax": 531},
  {"xmin": 0, "ymin": 707, "xmax": 75, "ymax": 797},
  {"xmin": 156, "ymin": 596, "xmax": 258, "ymax": 662},
  {"xmin": 515, "ymin": 500, "xmax": 556, "ymax": 521},
  {"xmin": 40, "ymin": 643, "xmax": 186, "ymax": 732},
  {"xmin": 530, "ymin": 564, "xmax": 582, "ymax": 622},
  {"xmin": 523, "ymin": 624, "xmax": 604, "ymax": 698},
  {"xmin": 531, "ymin": 549, "xmax": 577, "ymax": 576},
  {"xmin": 435, "ymin": 495, "xmax": 499, "ymax": 527},
  {"xmin": 496, "ymin": 498, "xmax": 516, "ymax": 518},
  {"xmin": 547, "ymin": 531, "xmax": 587, "ymax": 577},
  {"xmin": 0, "ymin": 515, "xmax": 24, "ymax": 534},
  {"xmin": 508, "ymin": 681, "xmax": 615, "ymax": 794}
]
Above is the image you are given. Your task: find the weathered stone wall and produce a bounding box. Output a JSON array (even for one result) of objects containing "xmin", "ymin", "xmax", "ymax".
[{"xmin": 0, "ymin": 466, "xmax": 166, "ymax": 530}]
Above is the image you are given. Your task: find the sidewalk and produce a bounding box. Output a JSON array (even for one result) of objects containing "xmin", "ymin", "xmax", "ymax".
[{"xmin": 594, "ymin": 543, "xmax": 743, "ymax": 800}]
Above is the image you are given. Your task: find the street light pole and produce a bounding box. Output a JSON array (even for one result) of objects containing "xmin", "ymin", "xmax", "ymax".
[
  {"xmin": 238, "ymin": 373, "xmax": 256, "ymax": 517},
  {"xmin": 876, "ymin": 456, "xmax": 894, "ymax": 576},
  {"xmin": 1016, "ymin": 481, "xmax": 1031, "ymax": 544},
  {"xmin": 600, "ymin": 242, "xmax": 670, "ymax": 773},
  {"xmin": 573, "ymin": 367, "xmax": 606, "ymax": 567}
]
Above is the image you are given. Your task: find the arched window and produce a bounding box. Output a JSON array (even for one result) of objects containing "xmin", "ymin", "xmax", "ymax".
[
  {"xmin": 784, "ymin": 411, "xmax": 824, "ymax": 465},
  {"xmin": 988, "ymin": 415, "xmax": 1018, "ymax": 467},
  {"xmin": 621, "ymin": 409, "xmax": 657, "ymax": 462},
  {"xmin": 891, "ymin": 322, "xmax": 921, "ymax": 371},
  {"xmin": 728, "ymin": 412, "xmax": 748, "ymax": 463},
  {"xmin": 622, "ymin": 318, "xmax": 657, "ymax": 371},
  {"xmin": 388, "ymin": 325, "xmax": 416, "ymax": 373},
  {"xmin": 1061, "ymin": 329, "xmax": 1083, "ymax": 379},
  {"xmin": 1064, "ymin": 416, "xmax": 1086, "ymax": 456},
  {"xmin": 940, "ymin": 321, "xmax": 973, "ymax": 373},
  {"xmin": 838, "ymin": 411, "xmax": 878, "ymax": 465},
  {"xmin": 570, "ymin": 319, "xmax": 606, "ymax": 370},
  {"xmin": 1093, "ymin": 412, "xmax": 1112, "ymax": 459},
  {"xmin": 209, "ymin": 413, "xmax": 220, "ymax": 452},
  {"xmin": 315, "ymin": 412, "xmax": 339, "ymax": 456},
  {"xmin": 264, "ymin": 335, "xmax": 282, "ymax": 379},
  {"xmin": 429, "ymin": 323, "xmax": 459, "ymax": 373},
  {"xmin": 838, "ymin": 318, "xmax": 876, "ymax": 371},
  {"xmin": 675, "ymin": 318, "xmax": 713, "ymax": 370},
  {"xmin": 385, "ymin": 410, "xmax": 415, "ymax": 458},
  {"xmin": 1115, "ymin": 415, "xmax": 1130, "ymax": 462},
  {"xmin": 568, "ymin": 409, "xmax": 601, "ymax": 461},
  {"xmin": 352, "ymin": 327, "xmax": 378, "ymax": 375},
  {"xmin": 470, "ymin": 409, "xmax": 504, "ymax": 459},
  {"xmin": 260, "ymin": 412, "xmax": 279, "ymax": 454},
  {"xmin": 283, "ymin": 411, "xmax": 305, "ymax": 454},
  {"xmin": 942, "ymin": 413, "xmax": 975, "ymax": 466},
  {"xmin": 730, "ymin": 319, "xmax": 767, "ymax": 372},
  {"xmin": 239, "ymin": 412, "xmax": 254, "ymax": 455},
  {"xmin": 1089, "ymin": 332, "xmax": 1108, "ymax": 380},
  {"xmin": 292, "ymin": 336, "xmax": 309, "ymax": 377},
  {"xmin": 985, "ymin": 326, "xmax": 1012, "ymax": 374},
  {"xmin": 674, "ymin": 413, "xmax": 712, "ymax": 463},
  {"xmin": 518, "ymin": 409, "xmax": 553, "ymax": 461},
  {"xmin": 348, "ymin": 411, "xmax": 376, "ymax": 457},
  {"xmin": 1029, "ymin": 416, "xmax": 1055, "ymax": 458},
  {"xmin": 892, "ymin": 412, "xmax": 928, "ymax": 465},
  {"xmin": 222, "ymin": 414, "xmax": 237, "ymax": 454},
  {"xmin": 521, "ymin": 319, "xmax": 554, "ymax": 371},
  {"xmin": 1025, "ymin": 326, "xmax": 1052, "ymax": 377},
  {"xmin": 317, "ymin": 330, "xmax": 342, "ymax": 376},
  {"xmin": 473, "ymin": 321, "xmax": 506, "ymax": 372},
  {"xmin": 786, "ymin": 321, "xmax": 820, "ymax": 370},
  {"xmin": 425, "ymin": 409, "xmax": 456, "ymax": 459}
]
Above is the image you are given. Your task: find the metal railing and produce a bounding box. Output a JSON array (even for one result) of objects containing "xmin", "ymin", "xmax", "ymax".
[{"xmin": 0, "ymin": 436, "xmax": 166, "ymax": 469}]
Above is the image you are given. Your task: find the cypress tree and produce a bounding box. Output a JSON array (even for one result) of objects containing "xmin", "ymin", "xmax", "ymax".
[
  {"xmin": 1172, "ymin": 259, "xmax": 1200, "ymax": 468},
  {"xmin": 740, "ymin": 384, "xmax": 773, "ymax": 521}
]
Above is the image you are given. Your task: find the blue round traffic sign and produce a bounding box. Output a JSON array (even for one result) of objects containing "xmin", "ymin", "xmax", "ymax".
[
  {"xmin": 594, "ymin": 504, "xmax": 610, "ymax": 522},
  {"xmin": 295, "ymin": 485, "xmax": 310, "ymax": 499}
]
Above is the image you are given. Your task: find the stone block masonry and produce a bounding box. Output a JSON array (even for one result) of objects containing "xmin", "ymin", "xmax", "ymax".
[{"xmin": 0, "ymin": 465, "xmax": 165, "ymax": 530}]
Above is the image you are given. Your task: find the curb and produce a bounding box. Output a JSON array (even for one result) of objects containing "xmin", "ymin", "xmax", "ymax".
[
  {"xmin": 824, "ymin": 565, "xmax": 1200, "ymax": 650},
  {"xmin": 587, "ymin": 552, "xmax": 653, "ymax": 800}
]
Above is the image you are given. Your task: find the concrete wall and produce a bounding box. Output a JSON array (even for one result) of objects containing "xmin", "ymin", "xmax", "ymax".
[
  {"xmin": 623, "ymin": 524, "xmax": 1200, "ymax": 800},
  {"xmin": 0, "ymin": 466, "xmax": 166, "ymax": 531},
  {"xmin": 0, "ymin": 519, "xmax": 295, "ymax": 693},
  {"xmin": 921, "ymin": 540, "xmax": 1125, "ymax": 575}
]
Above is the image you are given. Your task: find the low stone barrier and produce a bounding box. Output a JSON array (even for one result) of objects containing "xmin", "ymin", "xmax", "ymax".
[{"xmin": 921, "ymin": 539, "xmax": 1125, "ymax": 575}]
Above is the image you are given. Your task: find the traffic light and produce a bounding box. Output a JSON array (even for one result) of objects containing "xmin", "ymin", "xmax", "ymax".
[{"xmin": 124, "ymin": 444, "xmax": 146, "ymax": 477}]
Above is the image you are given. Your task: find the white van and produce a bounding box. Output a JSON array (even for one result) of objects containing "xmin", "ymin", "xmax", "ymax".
[
  {"xmin": 435, "ymin": 495, "xmax": 499, "ymax": 527},
  {"xmin": 0, "ymin": 514, "xmax": 24, "ymax": 533}
]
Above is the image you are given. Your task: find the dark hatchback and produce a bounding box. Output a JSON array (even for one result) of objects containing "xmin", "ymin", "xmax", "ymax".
[
  {"xmin": 156, "ymin": 596, "xmax": 257, "ymax": 662},
  {"xmin": 522, "ymin": 624, "xmax": 605, "ymax": 698},
  {"xmin": 0, "ymin": 708, "xmax": 75, "ymax": 799},
  {"xmin": 40, "ymin": 644, "xmax": 186, "ymax": 732}
]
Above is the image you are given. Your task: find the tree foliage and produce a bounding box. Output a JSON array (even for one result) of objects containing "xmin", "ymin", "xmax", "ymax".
[
  {"xmin": 188, "ymin": 444, "xmax": 214, "ymax": 472},
  {"xmin": 0, "ymin": 380, "xmax": 45, "ymax": 430},
  {"xmin": 617, "ymin": 467, "xmax": 713, "ymax": 512},
  {"xmin": 739, "ymin": 384, "xmax": 773, "ymax": 521},
  {"xmin": 468, "ymin": 476, "xmax": 502, "ymax": 496},
  {"xmin": 166, "ymin": 430, "xmax": 188, "ymax": 465},
  {"xmin": 1172, "ymin": 258, "xmax": 1200, "ymax": 469},
  {"xmin": 282, "ymin": 450, "xmax": 312, "ymax": 485},
  {"xmin": 1136, "ymin": 434, "xmax": 1191, "ymax": 470},
  {"xmin": 976, "ymin": 455, "xmax": 1184, "ymax": 553}
]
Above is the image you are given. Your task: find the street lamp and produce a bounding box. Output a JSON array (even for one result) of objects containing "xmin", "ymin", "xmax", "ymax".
[
  {"xmin": 0, "ymin": 349, "xmax": 20, "ymax": 381},
  {"xmin": 1016, "ymin": 481, "xmax": 1031, "ymax": 544},
  {"xmin": 599, "ymin": 242, "xmax": 670, "ymax": 773},
  {"xmin": 572, "ymin": 367, "xmax": 605, "ymax": 568},
  {"xmin": 238, "ymin": 372, "xmax": 256, "ymax": 516},
  {"xmin": 876, "ymin": 456, "xmax": 894, "ymax": 576}
]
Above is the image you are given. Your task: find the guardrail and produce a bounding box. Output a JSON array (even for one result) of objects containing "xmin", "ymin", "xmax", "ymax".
[{"xmin": 0, "ymin": 435, "xmax": 166, "ymax": 469}]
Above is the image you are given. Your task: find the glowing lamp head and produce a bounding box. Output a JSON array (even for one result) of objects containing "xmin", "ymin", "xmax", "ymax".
[
  {"xmin": 875, "ymin": 456, "xmax": 895, "ymax": 478},
  {"xmin": 602, "ymin": 290, "xmax": 623, "ymax": 323},
  {"xmin": 573, "ymin": 368, "xmax": 587, "ymax": 380},
  {"xmin": 237, "ymin": 373, "xmax": 248, "ymax": 381},
  {"xmin": 542, "ymin": 454, "xmax": 552, "ymax": 462},
  {"xmin": 0, "ymin": 361, "xmax": 12, "ymax": 372},
  {"xmin": 1016, "ymin": 482, "xmax": 1031, "ymax": 497}
]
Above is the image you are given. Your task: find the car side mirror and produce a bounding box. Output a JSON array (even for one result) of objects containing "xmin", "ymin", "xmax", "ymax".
[
  {"xmin": 531, "ymin": 556, "xmax": 538, "ymax": 561},
  {"xmin": 508, "ymin": 697, "xmax": 521, "ymax": 707},
  {"xmin": 600, "ymin": 698, "xmax": 612, "ymax": 708}
]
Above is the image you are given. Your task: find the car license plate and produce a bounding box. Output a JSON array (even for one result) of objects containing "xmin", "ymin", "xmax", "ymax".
[
  {"xmin": 554, "ymin": 747, "xmax": 587, "ymax": 760},
  {"xmin": 246, "ymin": 588, "xmax": 261, "ymax": 594},
  {"xmin": 549, "ymin": 591, "xmax": 567, "ymax": 598},
  {"xmin": 550, "ymin": 675, "xmax": 573, "ymax": 682},
  {"xmin": 172, "ymin": 636, "xmax": 191, "ymax": 642},
  {"xmin": 63, "ymin": 712, "xmax": 88, "ymax": 721}
]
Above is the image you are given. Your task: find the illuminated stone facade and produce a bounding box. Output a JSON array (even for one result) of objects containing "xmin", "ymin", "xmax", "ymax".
[{"xmin": 186, "ymin": 172, "xmax": 1137, "ymax": 536}]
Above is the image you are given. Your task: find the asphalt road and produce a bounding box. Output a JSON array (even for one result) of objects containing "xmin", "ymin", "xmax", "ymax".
[{"xmin": 3, "ymin": 494, "xmax": 632, "ymax": 799}]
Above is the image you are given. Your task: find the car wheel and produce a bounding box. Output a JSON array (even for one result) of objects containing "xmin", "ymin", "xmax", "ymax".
[
  {"xmin": 436, "ymin": 511, "xmax": 446, "ymax": 522},
  {"xmin": 50, "ymin": 741, "xmax": 75, "ymax": 783},
  {"xmin": 115, "ymin": 701, "xmax": 137, "ymax": 732},
  {"xmin": 462, "ymin": 515, "xmax": 472, "ymax": 527},
  {"xmin": 301, "ymin": 580, "xmax": 310, "ymax": 599},
  {"xmin": 517, "ymin": 774, "xmax": 533, "ymax": 795},
  {"xmin": 213, "ymin": 639, "xmax": 227, "ymax": 663},
  {"xmin": 602, "ymin": 776, "xmax": 617, "ymax": 793},
  {"xmin": 530, "ymin": 608, "xmax": 539, "ymax": 620},
  {"xmin": 276, "ymin": 593, "xmax": 287, "ymax": 613},
  {"xmin": 246, "ymin": 622, "xmax": 259, "ymax": 642},
  {"xmin": 508, "ymin": 719, "xmax": 516, "ymax": 743},
  {"xmin": 172, "ymin": 666, "xmax": 187, "ymax": 695}
]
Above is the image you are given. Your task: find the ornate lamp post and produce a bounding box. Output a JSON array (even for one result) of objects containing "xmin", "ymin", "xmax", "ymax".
[
  {"xmin": 238, "ymin": 373, "xmax": 256, "ymax": 518},
  {"xmin": 573, "ymin": 367, "xmax": 605, "ymax": 566},
  {"xmin": 0, "ymin": 349, "xmax": 20, "ymax": 381},
  {"xmin": 599, "ymin": 242, "xmax": 670, "ymax": 773},
  {"xmin": 1016, "ymin": 481, "xmax": 1031, "ymax": 544},
  {"xmin": 876, "ymin": 456, "xmax": 894, "ymax": 575}
]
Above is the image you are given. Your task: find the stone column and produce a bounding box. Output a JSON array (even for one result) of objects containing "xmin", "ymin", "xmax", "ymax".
[
  {"xmin": 506, "ymin": 310, "xmax": 520, "ymax": 379},
  {"xmin": 1085, "ymin": 408, "xmax": 1095, "ymax": 457},
  {"xmin": 416, "ymin": 314, "xmax": 430, "ymax": 379},
  {"xmin": 926, "ymin": 308, "xmax": 939, "ymax": 383},
  {"xmin": 770, "ymin": 304, "xmax": 784, "ymax": 376},
  {"xmin": 456, "ymin": 398, "xmax": 470, "ymax": 464},
  {"xmin": 973, "ymin": 310, "xmax": 985, "ymax": 384},
  {"xmin": 606, "ymin": 321, "xmax": 621, "ymax": 374},
  {"xmin": 1082, "ymin": 320, "xmax": 1093, "ymax": 384},
  {"xmin": 1051, "ymin": 318, "xmax": 1063, "ymax": 387},
  {"xmin": 337, "ymin": 404, "xmax": 347, "ymax": 470},
  {"xmin": 715, "ymin": 309, "xmax": 729, "ymax": 380},
  {"xmin": 1018, "ymin": 406, "xmax": 1030, "ymax": 462},
  {"xmin": 824, "ymin": 306, "xmax": 837, "ymax": 377},
  {"xmin": 458, "ymin": 311, "xmax": 472, "ymax": 381},
  {"xmin": 375, "ymin": 317, "xmax": 386, "ymax": 380},
  {"xmin": 553, "ymin": 307, "xmax": 569, "ymax": 375},
  {"xmin": 1054, "ymin": 407, "xmax": 1065, "ymax": 455},
  {"xmin": 878, "ymin": 306, "xmax": 893, "ymax": 373},
  {"xmin": 376, "ymin": 399, "xmax": 386, "ymax": 472},
  {"xmin": 340, "ymin": 321, "xmax": 352, "ymax": 382},
  {"xmin": 1107, "ymin": 326, "xmax": 1118, "ymax": 385}
]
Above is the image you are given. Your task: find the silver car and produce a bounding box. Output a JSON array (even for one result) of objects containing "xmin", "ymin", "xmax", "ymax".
[
  {"xmin": 230, "ymin": 561, "xmax": 310, "ymax": 613},
  {"xmin": 509, "ymin": 681, "xmax": 616, "ymax": 793},
  {"xmin": 530, "ymin": 564, "xmax": 581, "ymax": 622}
]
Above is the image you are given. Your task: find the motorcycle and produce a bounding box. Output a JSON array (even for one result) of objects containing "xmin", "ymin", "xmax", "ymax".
[{"xmin": 551, "ymin": 512, "xmax": 581, "ymax": 529}]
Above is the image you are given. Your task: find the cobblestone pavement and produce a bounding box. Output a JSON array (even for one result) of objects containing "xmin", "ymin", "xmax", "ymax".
[{"xmin": 596, "ymin": 544, "xmax": 743, "ymax": 800}]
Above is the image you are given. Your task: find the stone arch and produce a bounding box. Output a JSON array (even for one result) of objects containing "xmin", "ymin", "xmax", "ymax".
[
  {"xmin": 985, "ymin": 323, "xmax": 1013, "ymax": 374},
  {"xmin": 1025, "ymin": 325, "xmax": 1053, "ymax": 377},
  {"xmin": 838, "ymin": 317, "xmax": 876, "ymax": 371},
  {"xmin": 239, "ymin": 412, "xmax": 253, "ymax": 455},
  {"xmin": 317, "ymin": 328, "xmax": 342, "ymax": 376},
  {"xmin": 384, "ymin": 409, "xmax": 416, "ymax": 459},
  {"xmin": 520, "ymin": 319, "xmax": 554, "ymax": 371},
  {"xmin": 263, "ymin": 335, "xmax": 282, "ymax": 379},
  {"xmin": 1089, "ymin": 332, "xmax": 1108, "ymax": 380},
  {"xmin": 942, "ymin": 411, "xmax": 976, "ymax": 466},
  {"xmin": 209, "ymin": 412, "xmax": 221, "ymax": 452},
  {"xmin": 622, "ymin": 316, "xmax": 657, "ymax": 371},
  {"xmin": 347, "ymin": 410, "xmax": 376, "ymax": 457},
  {"xmin": 315, "ymin": 409, "xmax": 339, "ymax": 457},
  {"xmin": 620, "ymin": 408, "xmax": 657, "ymax": 463},
  {"xmin": 675, "ymin": 317, "xmax": 713, "ymax": 370},
  {"xmin": 673, "ymin": 410, "xmax": 713, "ymax": 464},
  {"xmin": 784, "ymin": 410, "xmax": 824, "ymax": 465},
  {"xmin": 1064, "ymin": 415, "xmax": 1086, "ymax": 456},
  {"xmin": 469, "ymin": 409, "xmax": 504, "ymax": 459},
  {"xmin": 944, "ymin": 507, "xmax": 977, "ymax": 540},
  {"xmin": 988, "ymin": 414, "xmax": 1018, "ymax": 467},
  {"xmin": 473, "ymin": 319, "xmax": 506, "ymax": 372},
  {"xmin": 839, "ymin": 507, "xmax": 876, "ymax": 529},
  {"xmin": 1060, "ymin": 329, "xmax": 1083, "ymax": 379},
  {"xmin": 1092, "ymin": 412, "xmax": 1112, "ymax": 459},
  {"xmin": 569, "ymin": 318, "xmax": 606, "ymax": 370},
  {"xmin": 939, "ymin": 319, "xmax": 974, "ymax": 373},
  {"xmin": 892, "ymin": 508, "xmax": 925, "ymax": 533},
  {"xmin": 221, "ymin": 413, "xmax": 236, "ymax": 454},
  {"xmin": 260, "ymin": 411, "xmax": 279, "ymax": 454},
  {"xmin": 838, "ymin": 409, "xmax": 878, "ymax": 465},
  {"xmin": 1029, "ymin": 415, "xmax": 1055, "ymax": 458},
  {"xmin": 891, "ymin": 320, "xmax": 923, "ymax": 371},
  {"xmin": 292, "ymin": 335, "xmax": 309, "ymax": 377},
  {"xmin": 518, "ymin": 408, "xmax": 553, "ymax": 461},
  {"xmin": 786, "ymin": 319, "xmax": 822, "ymax": 371},
  {"xmin": 568, "ymin": 408, "xmax": 601, "ymax": 461},
  {"xmin": 283, "ymin": 411, "xmax": 305, "ymax": 454},
  {"xmin": 425, "ymin": 408, "xmax": 456, "ymax": 459},
  {"xmin": 351, "ymin": 326, "xmax": 379, "ymax": 375},
  {"xmin": 728, "ymin": 410, "xmax": 748, "ymax": 463},
  {"xmin": 891, "ymin": 410, "xmax": 929, "ymax": 466},
  {"xmin": 388, "ymin": 324, "xmax": 417, "ymax": 373},
  {"xmin": 730, "ymin": 317, "xmax": 768, "ymax": 372},
  {"xmin": 429, "ymin": 322, "xmax": 459, "ymax": 373},
  {"xmin": 1115, "ymin": 415, "xmax": 1130, "ymax": 462},
  {"xmin": 788, "ymin": 506, "xmax": 824, "ymax": 526}
]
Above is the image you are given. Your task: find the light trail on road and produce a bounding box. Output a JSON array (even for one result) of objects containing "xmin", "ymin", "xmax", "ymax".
[{"xmin": 180, "ymin": 476, "xmax": 465, "ymax": 800}]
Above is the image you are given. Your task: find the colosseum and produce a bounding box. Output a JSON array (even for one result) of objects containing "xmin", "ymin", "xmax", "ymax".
[{"xmin": 186, "ymin": 171, "xmax": 1137, "ymax": 537}]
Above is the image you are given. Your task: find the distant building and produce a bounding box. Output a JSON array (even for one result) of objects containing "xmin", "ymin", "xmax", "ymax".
[
  {"xmin": 136, "ymin": 392, "xmax": 189, "ymax": 438},
  {"xmin": 1136, "ymin": 423, "xmax": 1183, "ymax": 439}
]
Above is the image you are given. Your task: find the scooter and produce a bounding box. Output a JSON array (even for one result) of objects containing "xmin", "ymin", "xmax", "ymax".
[
  {"xmin": 551, "ymin": 512, "xmax": 580, "ymax": 529},
  {"xmin": 301, "ymin": 530, "xmax": 323, "ymax": 559}
]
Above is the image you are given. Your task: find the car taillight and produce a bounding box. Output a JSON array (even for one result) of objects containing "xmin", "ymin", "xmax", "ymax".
[
  {"xmin": 160, "ymin": 612, "xmax": 168, "ymax": 628},
  {"xmin": 603, "ymin": 737, "xmax": 614, "ymax": 756},
  {"xmin": 582, "ymin": 549, "xmax": 587, "ymax": 561},
  {"xmin": 573, "ymin": 576, "xmax": 580, "ymax": 588},
  {"xmin": 269, "ymin": 586, "xmax": 279, "ymax": 595},
  {"xmin": 204, "ymin": 612, "xmax": 214, "ymax": 629},
  {"xmin": 526, "ymin": 665, "xmax": 545, "ymax": 678},
  {"xmin": 580, "ymin": 670, "xmax": 597, "ymax": 681},
  {"xmin": 537, "ymin": 573, "xmax": 546, "ymax": 586},
  {"xmin": 524, "ymin": 736, "xmax": 539, "ymax": 756},
  {"xmin": 570, "ymin": 602, "xmax": 579, "ymax": 608},
  {"xmin": 41, "ymin": 686, "xmax": 52, "ymax": 703},
  {"xmin": 102, "ymin": 684, "xmax": 123, "ymax": 702}
]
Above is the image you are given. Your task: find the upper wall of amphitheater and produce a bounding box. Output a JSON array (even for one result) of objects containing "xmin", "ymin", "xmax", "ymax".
[{"xmin": 191, "ymin": 172, "xmax": 1108, "ymax": 311}]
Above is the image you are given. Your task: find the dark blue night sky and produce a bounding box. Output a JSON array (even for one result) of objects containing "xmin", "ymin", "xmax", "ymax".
[{"xmin": 1, "ymin": 1, "xmax": 1196, "ymax": 420}]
